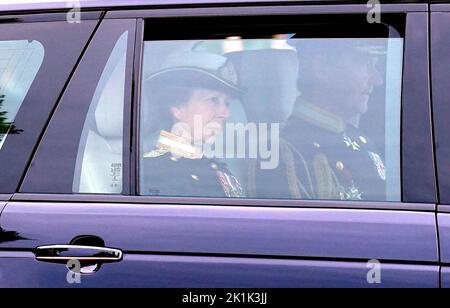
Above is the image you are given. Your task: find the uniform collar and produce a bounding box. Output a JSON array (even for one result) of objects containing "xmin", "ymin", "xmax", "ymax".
[
  {"xmin": 292, "ymin": 98, "xmax": 346, "ymax": 134},
  {"xmin": 144, "ymin": 130, "xmax": 203, "ymax": 159}
]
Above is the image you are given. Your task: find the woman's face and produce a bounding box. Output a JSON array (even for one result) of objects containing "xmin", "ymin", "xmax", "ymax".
[{"xmin": 170, "ymin": 88, "xmax": 231, "ymax": 144}]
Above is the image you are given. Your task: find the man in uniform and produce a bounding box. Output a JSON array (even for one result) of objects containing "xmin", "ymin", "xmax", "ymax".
[{"xmin": 253, "ymin": 39, "xmax": 387, "ymax": 201}]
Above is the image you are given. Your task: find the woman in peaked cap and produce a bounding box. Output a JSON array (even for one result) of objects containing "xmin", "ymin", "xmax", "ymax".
[{"xmin": 140, "ymin": 51, "xmax": 245, "ymax": 198}]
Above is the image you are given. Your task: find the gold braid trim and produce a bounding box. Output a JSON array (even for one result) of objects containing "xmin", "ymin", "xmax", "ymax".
[
  {"xmin": 280, "ymin": 139, "xmax": 314, "ymax": 199},
  {"xmin": 312, "ymin": 153, "xmax": 342, "ymax": 199},
  {"xmin": 247, "ymin": 159, "xmax": 257, "ymax": 198},
  {"xmin": 280, "ymin": 140, "xmax": 302, "ymax": 199},
  {"xmin": 246, "ymin": 139, "xmax": 314, "ymax": 199}
]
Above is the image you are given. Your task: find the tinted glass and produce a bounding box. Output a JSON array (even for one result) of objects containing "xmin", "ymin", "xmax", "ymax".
[
  {"xmin": 20, "ymin": 19, "xmax": 135, "ymax": 194},
  {"xmin": 73, "ymin": 31, "xmax": 128, "ymax": 194},
  {"xmin": 0, "ymin": 40, "xmax": 44, "ymax": 150},
  {"xmin": 139, "ymin": 20, "xmax": 403, "ymax": 202}
]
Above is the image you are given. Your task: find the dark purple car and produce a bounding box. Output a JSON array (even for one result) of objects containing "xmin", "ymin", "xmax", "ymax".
[{"xmin": 0, "ymin": 0, "xmax": 449, "ymax": 288}]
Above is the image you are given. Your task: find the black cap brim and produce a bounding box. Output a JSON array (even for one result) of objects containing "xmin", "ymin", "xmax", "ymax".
[{"xmin": 145, "ymin": 67, "xmax": 244, "ymax": 98}]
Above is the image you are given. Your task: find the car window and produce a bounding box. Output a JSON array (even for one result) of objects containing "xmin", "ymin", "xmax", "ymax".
[
  {"xmin": 0, "ymin": 20, "xmax": 98, "ymax": 194},
  {"xmin": 138, "ymin": 17, "xmax": 404, "ymax": 202},
  {"xmin": 431, "ymin": 12, "xmax": 450, "ymax": 205},
  {"xmin": 0, "ymin": 40, "xmax": 44, "ymax": 150}
]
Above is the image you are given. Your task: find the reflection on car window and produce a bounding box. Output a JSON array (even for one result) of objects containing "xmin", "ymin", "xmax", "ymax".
[
  {"xmin": 73, "ymin": 31, "xmax": 128, "ymax": 194},
  {"xmin": 139, "ymin": 34, "xmax": 403, "ymax": 202},
  {"xmin": 0, "ymin": 40, "xmax": 44, "ymax": 150}
]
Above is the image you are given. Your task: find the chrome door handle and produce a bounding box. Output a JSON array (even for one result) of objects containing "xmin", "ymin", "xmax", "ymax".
[{"xmin": 35, "ymin": 245, "xmax": 123, "ymax": 263}]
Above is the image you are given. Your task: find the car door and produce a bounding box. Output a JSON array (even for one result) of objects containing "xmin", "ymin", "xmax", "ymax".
[
  {"xmin": 0, "ymin": 3, "xmax": 439, "ymax": 288},
  {"xmin": 431, "ymin": 3, "xmax": 450, "ymax": 288}
]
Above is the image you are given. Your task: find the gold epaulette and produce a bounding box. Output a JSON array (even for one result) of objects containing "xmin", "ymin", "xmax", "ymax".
[{"xmin": 143, "ymin": 130, "xmax": 203, "ymax": 160}]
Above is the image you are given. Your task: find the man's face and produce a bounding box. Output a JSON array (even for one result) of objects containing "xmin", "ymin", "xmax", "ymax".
[
  {"xmin": 171, "ymin": 88, "xmax": 231, "ymax": 144},
  {"xmin": 319, "ymin": 50, "xmax": 383, "ymax": 118}
]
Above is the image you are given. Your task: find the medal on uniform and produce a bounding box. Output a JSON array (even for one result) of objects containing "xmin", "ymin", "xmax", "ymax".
[
  {"xmin": 368, "ymin": 151, "xmax": 386, "ymax": 181},
  {"xmin": 343, "ymin": 135, "xmax": 361, "ymax": 151},
  {"xmin": 340, "ymin": 184, "xmax": 363, "ymax": 201}
]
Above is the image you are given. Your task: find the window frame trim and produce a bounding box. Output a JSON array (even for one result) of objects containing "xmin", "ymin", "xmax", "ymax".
[
  {"xmin": 130, "ymin": 7, "xmax": 435, "ymax": 207},
  {"xmin": 401, "ymin": 11, "xmax": 436, "ymax": 204}
]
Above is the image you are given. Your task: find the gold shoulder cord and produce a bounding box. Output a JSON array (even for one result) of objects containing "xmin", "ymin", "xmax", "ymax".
[{"xmin": 247, "ymin": 139, "xmax": 316, "ymax": 199}]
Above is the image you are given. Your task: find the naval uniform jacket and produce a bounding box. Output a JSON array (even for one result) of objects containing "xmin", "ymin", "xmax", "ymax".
[
  {"xmin": 141, "ymin": 130, "xmax": 245, "ymax": 198},
  {"xmin": 253, "ymin": 100, "xmax": 387, "ymax": 201}
]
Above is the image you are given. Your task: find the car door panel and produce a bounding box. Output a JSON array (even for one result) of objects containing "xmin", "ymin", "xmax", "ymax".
[
  {"xmin": 0, "ymin": 251, "xmax": 439, "ymax": 288},
  {"xmin": 0, "ymin": 202, "xmax": 438, "ymax": 262}
]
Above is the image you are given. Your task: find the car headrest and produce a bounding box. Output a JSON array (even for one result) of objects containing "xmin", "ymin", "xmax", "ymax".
[{"xmin": 227, "ymin": 49, "xmax": 299, "ymax": 124}]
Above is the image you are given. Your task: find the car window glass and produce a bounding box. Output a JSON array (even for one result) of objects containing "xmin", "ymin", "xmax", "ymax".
[
  {"xmin": 139, "ymin": 20, "xmax": 403, "ymax": 202},
  {"xmin": 73, "ymin": 31, "xmax": 128, "ymax": 194}
]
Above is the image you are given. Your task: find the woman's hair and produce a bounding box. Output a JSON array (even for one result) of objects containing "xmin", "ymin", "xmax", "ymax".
[{"xmin": 142, "ymin": 85, "xmax": 194, "ymax": 134}]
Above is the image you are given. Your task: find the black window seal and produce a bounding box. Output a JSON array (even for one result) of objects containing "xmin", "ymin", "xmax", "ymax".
[
  {"xmin": 0, "ymin": 17, "xmax": 103, "ymax": 194},
  {"xmin": 105, "ymin": 3, "xmax": 428, "ymax": 19}
]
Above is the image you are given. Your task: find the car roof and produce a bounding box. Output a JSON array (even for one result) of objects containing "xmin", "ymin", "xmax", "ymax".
[{"xmin": 0, "ymin": 0, "xmax": 437, "ymax": 14}]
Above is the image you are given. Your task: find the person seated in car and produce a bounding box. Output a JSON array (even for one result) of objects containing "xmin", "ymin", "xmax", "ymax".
[
  {"xmin": 140, "ymin": 51, "xmax": 246, "ymax": 198},
  {"xmin": 252, "ymin": 39, "xmax": 387, "ymax": 201}
]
